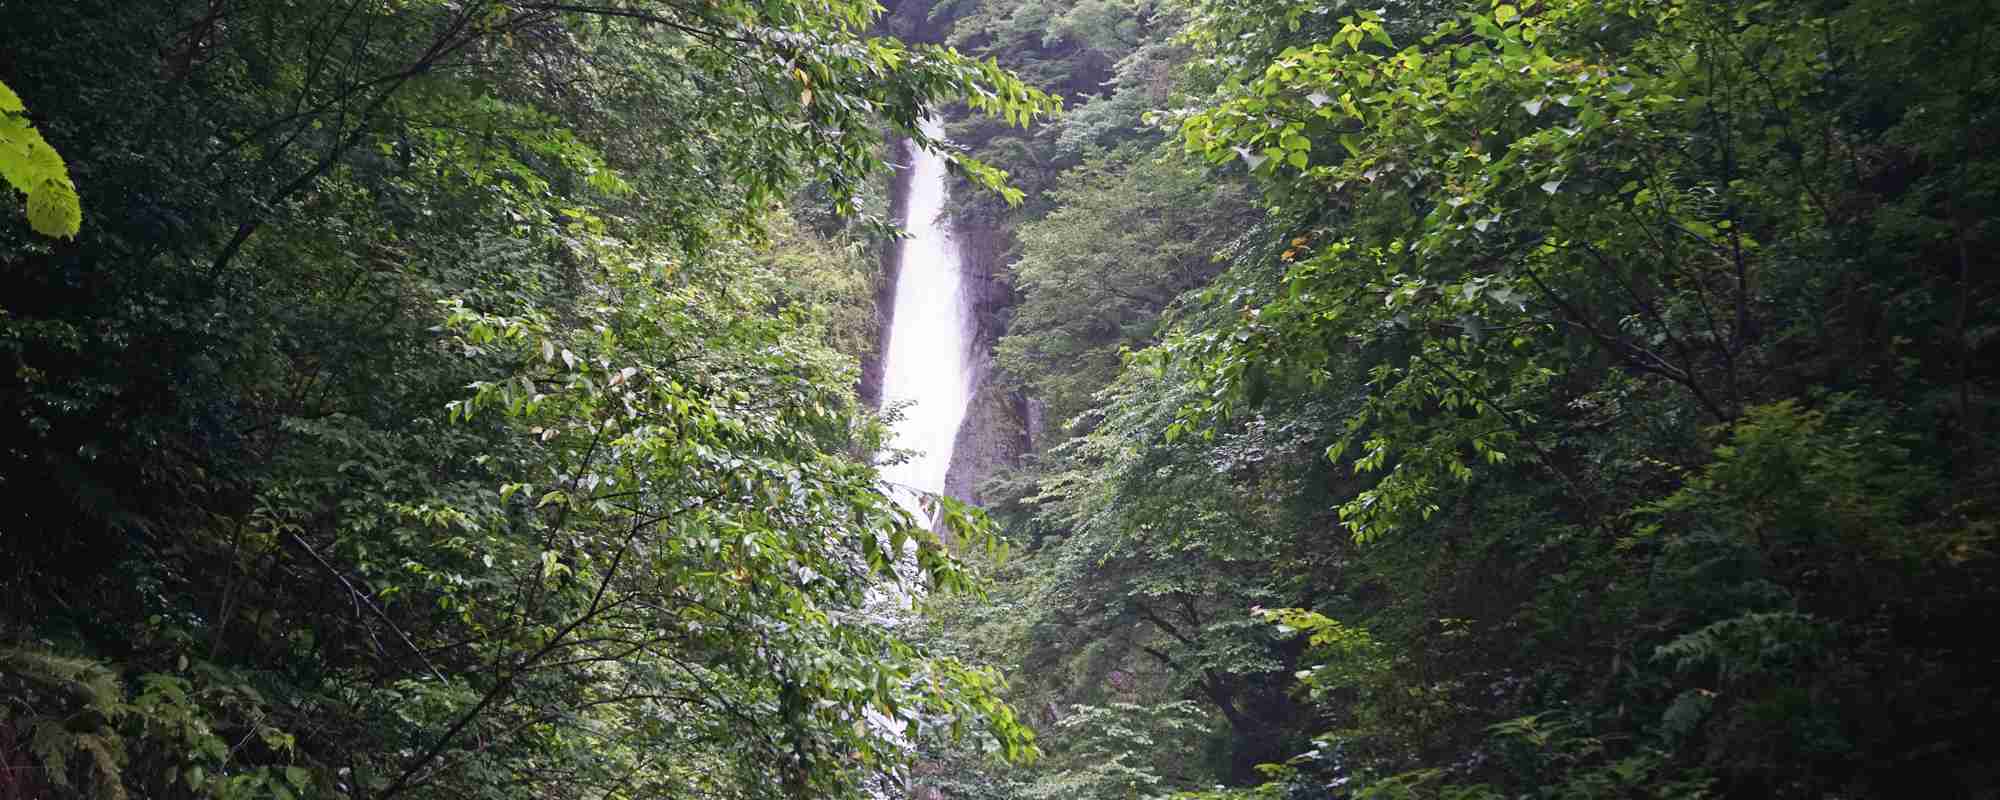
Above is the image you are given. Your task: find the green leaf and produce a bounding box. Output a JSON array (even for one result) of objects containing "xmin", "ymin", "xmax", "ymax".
[
  {"xmin": 0, "ymin": 80, "xmax": 79, "ymax": 239},
  {"xmin": 25, "ymin": 178, "xmax": 79, "ymax": 239}
]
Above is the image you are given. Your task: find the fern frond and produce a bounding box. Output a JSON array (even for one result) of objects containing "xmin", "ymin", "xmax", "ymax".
[
  {"xmin": 0, "ymin": 648, "xmax": 125, "ymax": 713},
  {"xmin": 70, "ymin": 733, "xmax": 128, "ymax": 800},
  {"xmin": 1653, "ymin": 611, "xmax": 1833, "ymax": 684}
]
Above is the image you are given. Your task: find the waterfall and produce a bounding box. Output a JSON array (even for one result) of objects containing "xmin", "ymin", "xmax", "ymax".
[
  {"xmin": 859, "ymin": 122, "xmax": 974, "ymax": 797},
  {"xmin": 878, "ymin": 121, "xmax": 975, "ymax": 525}
]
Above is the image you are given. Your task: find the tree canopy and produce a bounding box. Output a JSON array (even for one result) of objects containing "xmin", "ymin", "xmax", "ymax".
[
  {"xmin": 912, "ymin": 0, "xmax": 2000, "ymax": 797},
  {"xmin": 6, "ymin": 0, "xmax": 2000, "ymax": 798},
  {"xmin": 2, "ymin": 1, "xmax": 1054, "ymax": 799}
]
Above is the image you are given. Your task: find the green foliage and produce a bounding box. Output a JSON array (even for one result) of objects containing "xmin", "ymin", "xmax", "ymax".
[
  {"xmin": 1, "ymin": 648, "xmax": 305, "ymax": 800},
  {"xmin": 1045, "ymin": 701, "xmax": 1214, "ymax": 795},
  {"xmin": 1258, "ymin": 608, "xmax": 1387, "ymax": 696},
  {"xmin": 1171, "ymin": 0, "xmax": 2000, "ymax": 539},
  {"xmin": 0, "ymin": 78, "xmax": 80, "ymax": 238},
  {"xmin": 7, "ymin": 0, "xmax": 2000, "ymax": 798},
  {"xmin": 929, "ymin": 0, "xmax": 2000, "ymax": 797},
  {"xmin": 754, "ymin": 214, "xmax": 882, "ymax": 362},
  {"xmin": 994, "ymin": 144, "xmax": 1250, "ymax": 427},
  {"xmin": 1653, "ymin": 612, "xmax": 1833, "ymax": 689},
  {"xmin": 932, "ymin": 700, "xmax": 1221, "ymax": 800},
  {"xmin": 1, "ymin": 648, "xmax": 128, "ymax": 800},
  {"xmin": 0, "ymin": 0, "xmax": 1058, "ymax": 797}
]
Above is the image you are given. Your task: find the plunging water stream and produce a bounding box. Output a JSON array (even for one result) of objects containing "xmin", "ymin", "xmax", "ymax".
[{"xmin": 878, "ymin": 122, "xmax": 975, "ymax": 524}]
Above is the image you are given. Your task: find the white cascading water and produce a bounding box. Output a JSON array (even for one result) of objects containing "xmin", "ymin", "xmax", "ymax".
[
  {"xmin": 858, "ymin": 122, "xmax": 975, "ymax": 792},
  {"xmin": 877, "ymin": 121, "xmax": 975, "ymax": 526}
]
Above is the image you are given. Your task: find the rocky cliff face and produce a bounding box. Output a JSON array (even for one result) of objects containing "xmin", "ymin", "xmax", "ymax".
[
  {"xmin": 876, "ymin": 0, "xmax": 949, "ymax": 43},
  {"xmin": 941, "ymin": 220, "xmax": 1036, "ymax": 505},
  {"xmin": 944, "ymin": 359, "xmax": 1038, "ymax": 505}
]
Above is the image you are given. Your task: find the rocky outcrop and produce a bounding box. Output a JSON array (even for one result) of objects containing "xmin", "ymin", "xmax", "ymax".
[
  {"xmin": 942, "ymin": 214, "xmax": 1035, "ymax": 505},
  {"xmin": 876, "ymin": 0, "xmax": 951, "ymax": 43},
  {"xmin": 945, "ymin": 355, "xmax": 1030, "ymax": 504}
]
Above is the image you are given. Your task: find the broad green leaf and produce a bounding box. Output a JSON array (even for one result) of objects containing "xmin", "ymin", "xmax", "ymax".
[{"xmin": 25, "ymin": 178, "xmax": 79, "ymax": 239}]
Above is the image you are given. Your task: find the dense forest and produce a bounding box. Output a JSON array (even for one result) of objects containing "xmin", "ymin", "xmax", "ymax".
[{"xmin": 4, "ymin": 0, "xmax": 1998, "ymax": 799}]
